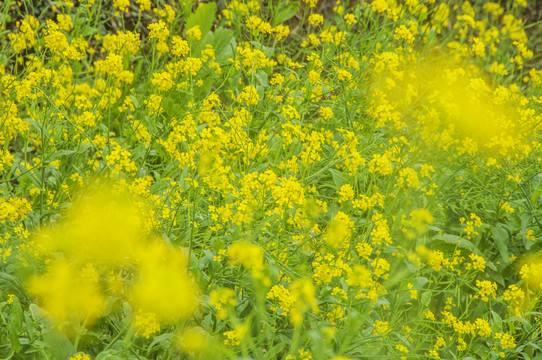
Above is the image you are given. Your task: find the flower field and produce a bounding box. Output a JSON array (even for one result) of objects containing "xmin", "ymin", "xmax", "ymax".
[{"xmin": 1, "ymin": 0, "xmax": 542, "ymax": 358}]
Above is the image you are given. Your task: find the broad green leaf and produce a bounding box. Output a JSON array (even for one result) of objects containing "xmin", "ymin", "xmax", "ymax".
[
  {"xmin": 506, "ymin": 315, "xmax": 531, "ymax": 329},
  {"xmin": 210, "ymin": 27, "xmax": 236, "ymax": 64},
  {"xmin": 186, "ymin": 2, "xmax": 217, "ymax": 40},
  {"xmin": 249, "ymin": 40, "xmax": 274, "ymax": 58},
  {"xmin": 265, "ymin": 342, "xmax": 286, "ymax": 359},
  {"xmin": 95, "ymin": 352, "xmax": 125, "ymax": 360},
  {"xmin": 432, "ymin": 233, "xmax": 483, "ymax": 256},
  {"xmin": 29, "ymin": 304, "xmax": 75, "ymax": 360},
  {"xmin": 491, "ymin": 310, "xmax": 502, "ymax": 332},
  {"xmin": 531, "ymin": 182, "xmax": 542, "ymax": 207},
  {"xmin": 329, "ymin": 168, "xmax": 347, "ymax": 187},
  {"xmin": 491, "ymin": 225, "xmax": 510, "ymax": 264},
  {"xmin": 8, "ymin": 298, "xmax": 23, "ymax": 353},
  {"xmin": 0, "ymin": 272, "xmax": 27, "ymax": 300},
  {"xmin": 273, "ymin": 1, "xmax": 300, "ymax": 26},
  {"xmin": 420, "ymin": 291, "xmax": 432, "ymax": 307}
]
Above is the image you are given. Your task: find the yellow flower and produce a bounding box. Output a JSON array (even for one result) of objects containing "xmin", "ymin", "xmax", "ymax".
[
  {"xmin": 344, "ymin": 13, "xmax": 357, "ymax": 25},
  {"xmin": 148, "ymin": 20, "xmax": 170, "ymax": 43},
  {"xmin": 151, "ymin": 70, "xmax": 174, "ymax": 92},
  {"xmin": 519, "ymin": 256, "xmax": 542, "ymax": 291},
  {"xmin": 467, "ymin": 253, "xmax": 486, "ymax": 272},
  {"xmin": 425, "ymin": 309, "xmax": 435, "ymax": 321},
  {"xmin": 186, "ymin": 25, "xmax": 202, "ymax": 40},
  {"xmin": 402, "ymin": 208, "xmax": 433, "ymax": 237},
  {"xmin": 177, "ymin": 327, "xmax": 209, "ymax": 355},
  {"xmin": 6, "ymin": 294, "xmax": 15, "ymax": 305},
  {"xmin": 223, "ymin": 324, "xmax": 248, "ymax": 346},
  {"xmin": 495, "ymin": 332, "xmax": 516, "ymax": 349},
  {"xmin": 371, "ymin": 258, "xmax": 390, "ymax": 278},
  {"xmin": 113, "ymin": 0, "xmax": 130, "ymax": 12},
  {"xmin": 0, "ymin": 149, "xmax": 14, "ymax": 171},
  {"xmin": 32, "ymin": 187, "xmax": 146, "ymax": 264},
  {"xmin": 373, "ymin": 320, "xmax": 390, "ymax": 336},
  {"xmin": 394, "ymin": 25, "xmax": 414, "ymax": 44},
  {"xmin": 171, "ymin": 36, "xmax": 189, "ymax": 57},
  {"xmin": 308, "ymin": 14, "xmax": 324, "ymax": 26},
  {"xmin": 347, "ymin": 265, "xmax": 373, "ymax": 288},
  {"xmin": 319, "ymin": 106, "xmax": 333, "ymax": 120},
  {"xmin": 209, "ymin": 288, "xmax": 237, "ymax": 319},
  {"xmin": 238, "ymin": 85, "xmax": 260, "ymax": 106},
  {"xmin": 337, "ymin": 184, "xmax": 354, "ymax": 203},
  {"xmin": 500, "ymin": 201, "xmax": 515, "ymax": 214},
  {"xmin": 289, "ymin": 278, "xmax": 319, "ymax": 325},
  {"xmin": 475, "ymin": 280, "xmax": 497, "ymax": 302},
  {"xmin": 70, "ymin": 354, "xmax": 91, "ymax": 360},
  {"xmin": 56, "ymin": 14, "xmax": 73, "ymax": 31},
  {"xmin": 134, "ymin": 311, "xmax": 160, "ymax": 338},
  {"xmin": 395, "ymin": 344, "xmax": 409, "ymax": 354}
]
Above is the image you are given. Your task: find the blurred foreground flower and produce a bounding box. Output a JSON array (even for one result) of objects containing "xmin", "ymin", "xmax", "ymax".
[
  {"xmin": 28, "ymin": 184, "xmax": 198, "ymax": 337},
  {"xmin": 28, "ymin": 260, "xmax": 105, "ymax": 326}
]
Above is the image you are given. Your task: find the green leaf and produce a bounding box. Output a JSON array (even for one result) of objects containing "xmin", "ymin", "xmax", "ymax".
[
  {"xmin": 506, "ymin": 315, "xmax": 531, "ymax": 329},
  {"xmin": 250, "ymin": 41, "xmax": 275, "ymax": 58},
  {"xmin": 209, "ymin": 27, "xmax": 236, "ymax": 64},
  {"xmin": 29, "ymin": 304, "xmax": 75, "ymax": 360},
  {"xmin": 491, "ymin": 310, "xmax": 502, "ymax": 332},
  {"xmin": 273, "ymin": 1, "xmax": 300, "ymax": 26},
  {"xmin": 24, "ymin": 312, "xmax": 39, "ymax": 342},
  {"xmin": 413, "ymin": 276, "xmax": 429, "ymax": 288},
  {"xmin": 10, "ymin": 296, "xmax": 23, "ymax": 329},
  {"xmin": 8, "ymin": 297, "xmax": 23, "ymax": 353},
  {"xmin": 432, "ymin": 233, "xmax": 483, "ymax": 256},
  {"xmin": 421, "ymin": 291, "xmax": 432, "ymax": 307},
  {"xmin": 0, "ymin": 272, "xmax": 27, "ymax": 300},
  {"xmin": 149, "ymin": 333, "xmax": 175, "ymax": 351},
  {"xmin": 47, "ymin": 149, "xmax": 75, "ymax": 162},
  {"xmin": 186, "ymin": 2, "xmax": 217, "ymax": 40},
  {"xmin": 255, "ymin": 70, "xmax": 268, "ymax": 87},
  {"xmin": 265, "ymin": 342, "xmax": 286, "ymax": 359},
  {"xmin": 531, "ymin": 182, "xmax": 542, "ymax": 207},
  {"xmin": 95, "ymin": 352, "xmax": 125, "ymax": 360},
  {"xmin": 329, "ymin": 168, "xmax": 347, "ymax": 187},
  {"xmin": 491, "ymin": 225, "xmax": 510, "ymax": 264}
]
